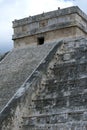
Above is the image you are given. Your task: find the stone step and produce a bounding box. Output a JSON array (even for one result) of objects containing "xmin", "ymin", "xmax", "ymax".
[
  {"xmin": 22, "ymin": 113, "xmax": 69, "ymax": 126},
  {"xmin": 58, "ymin": 38, "xmax": 87, "ymax": 53},
  {"xmin": 49, "ymin": 62, "xmax": 87, "ymax": 81},
  {"xmin": 22, "ymin": 121, "xmax": 87, "ymax": 130},
  {"xmin": 55, "ymin": 45, "xmax": 87, "ymax": 63},
  {"xmin": 29, "ymin": 74, "xmax": 87, "ymax": 113},
  {"xmin": 22, "ymin": 110, "xmax": 87, "ymax": 129},
  {"xmin": 29, "ymin": 92, "xmax": 87, "ymax": 113},
  {"xmin": 50, "ymin": 60, "xmax": 87, "ymax": 68},
  {"xmin": 0, "ymin": 41, "xmax": 57, "ymax": 112},
  {"xmin": 26, "ymin": 76, "xmax": 87, "ymax": 115},
  {"xmin": 48, "ymin": 60, "xmax": 87, "ymax": 74},
  {"xmin": 42, "ymin": 77, "xmax": 87, "ymax": 94}
]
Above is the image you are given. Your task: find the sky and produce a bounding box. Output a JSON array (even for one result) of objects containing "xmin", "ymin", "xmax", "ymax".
[{"xmin": 0, "ymin": 0, "xmax": 87, "ymax": 53}]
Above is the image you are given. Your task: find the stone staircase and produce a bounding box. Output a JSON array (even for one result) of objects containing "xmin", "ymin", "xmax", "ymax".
[
  {"xmin": 22, "ymin": 38, "xmax": 87, "ymax": 130},
  {"xmin": 0, "ymin": 42, "xmax": 57, "ymax": 112}
]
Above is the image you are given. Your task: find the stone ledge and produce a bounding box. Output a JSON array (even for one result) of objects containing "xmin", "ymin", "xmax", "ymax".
[
  {"xmin": 13, "ymin": 6, "xmax": 87, "ymax": 28},
  {"xmin": 12, "ymin": 20, "xmax": 87, "ymax": 40}
]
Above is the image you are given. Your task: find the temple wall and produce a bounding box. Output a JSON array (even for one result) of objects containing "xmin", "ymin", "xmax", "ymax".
[{"xmin": 12, "ymin": 6, "xmax": 87, "ymax": 48}]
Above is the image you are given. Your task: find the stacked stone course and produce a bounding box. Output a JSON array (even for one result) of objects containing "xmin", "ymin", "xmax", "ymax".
[{"xmin": 0, "ymin": 6, "xmax": 87, "ymax": 130}]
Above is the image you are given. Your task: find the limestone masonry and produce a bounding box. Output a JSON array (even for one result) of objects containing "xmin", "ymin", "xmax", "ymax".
[
  {"xmin": 0, "ymin": 6, "xmax": 87, "ymax": 130},
  {"xmin": 12, "ymin": 6, "xmax": 87, "ymax": 48}
]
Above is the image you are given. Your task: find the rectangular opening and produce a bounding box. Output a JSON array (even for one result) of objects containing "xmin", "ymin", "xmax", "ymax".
[{"xmin": 37, "ymin": 37, "xmax": 44, "ymax": 45}]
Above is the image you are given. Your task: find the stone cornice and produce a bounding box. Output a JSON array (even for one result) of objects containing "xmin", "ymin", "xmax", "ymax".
[
  {"xmin": 13, "ymin": 6, "xmax": 87, "ymax": 28},
  {"xmin": 12, "ymin": 20, "xmax": 87, "ymax": 40}
]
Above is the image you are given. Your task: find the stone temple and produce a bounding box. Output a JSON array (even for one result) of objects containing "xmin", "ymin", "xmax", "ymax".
[{"xmin": 0, "ymin": 6, "xmax": 87, "ymax": 130}]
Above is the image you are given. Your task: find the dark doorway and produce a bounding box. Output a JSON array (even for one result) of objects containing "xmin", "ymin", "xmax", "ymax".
[{"xmin": 37, "ymin": 37, "xmax": 44, "ymax": 45}]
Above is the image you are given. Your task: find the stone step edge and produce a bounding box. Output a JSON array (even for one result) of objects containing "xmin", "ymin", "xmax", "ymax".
[
  {"xmin": 22, "ymin": 120, "xmax": 87, "ymax": 127},
  {"xmin": 0, "ymin": 40, "xmax": 63, "ymax": 126},
  {"xmin": 50, "ymin": 60, "xmax": 87, "ymax": 69},
  {"xmin": 22, "ymin": 108, "xmax": 86, "ymax": 119},
  {"xmin": 45, "ymin": 76, "xmax": 87, "ymax": 85}
]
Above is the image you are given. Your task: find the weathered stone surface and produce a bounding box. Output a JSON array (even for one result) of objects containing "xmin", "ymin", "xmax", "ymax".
[
  {"xmin": 0, "ymin": 41, "xmax": 58, "ymax": 112},
  {"xmin": 12, "ymin": 6, "xmax": 87, "ymax": 48},
  {"xmin": 0, "ymin": 38, "xmax": 87, "ymax": 130},
  {"xmin": 1, "ymin": 6, "xmax": 87, "ymax": 130}
]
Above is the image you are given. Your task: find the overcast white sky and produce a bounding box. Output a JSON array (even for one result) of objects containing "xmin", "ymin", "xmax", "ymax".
[{"xmin": 0, "ymin": 0, "xmax": 87, "ymax": 53}]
